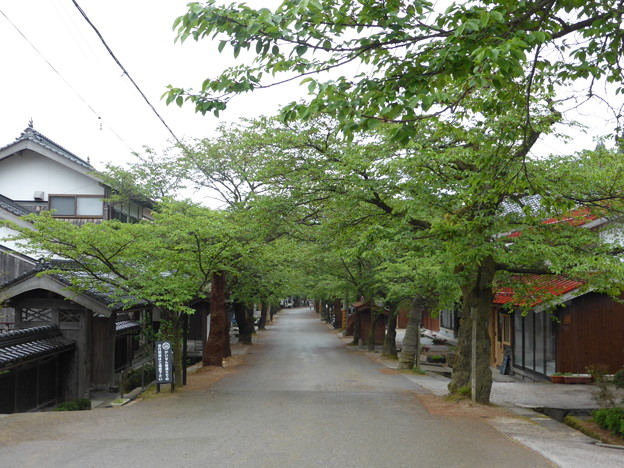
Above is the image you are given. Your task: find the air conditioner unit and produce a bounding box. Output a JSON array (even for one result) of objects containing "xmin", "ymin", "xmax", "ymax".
[{"xmin": 33, "ymin": 191, "xmax": 45, "ymax": 201}]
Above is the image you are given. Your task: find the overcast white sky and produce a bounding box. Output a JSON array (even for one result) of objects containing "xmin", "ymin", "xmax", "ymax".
[
  {"xmin": 0, "ymin": 0, "xmax": 620, "ymax": 174},
  {"xmin": 0, "ymin": 0, "xmax": 296, "ymax": 171}
]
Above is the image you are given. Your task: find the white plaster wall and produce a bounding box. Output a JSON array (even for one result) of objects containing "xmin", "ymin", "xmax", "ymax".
[{"xmin": 0, "ymin": 150, "xmax": 103, "ymax": 200}]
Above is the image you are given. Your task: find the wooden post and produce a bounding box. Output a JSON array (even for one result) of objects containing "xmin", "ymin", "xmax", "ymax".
[
  {"xmin": 471, "ymin": 307, "xmax": 477, "ymax": 403},
  {"xmin": 183, "ymin": 314, "xmax": 188, "ymax": 386}
]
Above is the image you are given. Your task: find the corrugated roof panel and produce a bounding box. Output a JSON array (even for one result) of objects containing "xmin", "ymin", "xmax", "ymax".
[{"xmin": 494, "ymin": 274, "xmax": 583, "ymax": 307}]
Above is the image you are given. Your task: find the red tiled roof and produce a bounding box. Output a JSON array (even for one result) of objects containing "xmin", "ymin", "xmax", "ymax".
[
  {"xmin": 541, "ymin": 207, "xmax": 600, "ymax": 227},
  {"xmin": 493, "ymin": 274, "xmax": 583, "ymax": 307},
  {"xmin": 507, "ymin": 207, "xmax": 600, "ymax": 238}
]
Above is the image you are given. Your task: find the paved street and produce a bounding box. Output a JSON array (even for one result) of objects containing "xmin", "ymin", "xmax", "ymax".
[{"xmin": 0, "ymin": 308, "xmax": 562, "ymax": 467}]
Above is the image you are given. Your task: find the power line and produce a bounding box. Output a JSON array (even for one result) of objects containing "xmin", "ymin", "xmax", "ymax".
[
  {"xmin": 0, "ymin": 6, "xmax": 136, "ymax": 154},
  {"xmin": 71, "ymin": 0, "xmax": 182, "ymax": 146},
  {"xmin": 0, "ymin": 7, "xmax": 101, "ymax": 119}
]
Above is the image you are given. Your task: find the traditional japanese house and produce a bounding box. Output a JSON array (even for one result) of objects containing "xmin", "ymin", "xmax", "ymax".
[
  {"xmin": 491, "ymin": 274, "xmax": 624, "ymax": 381},
  {"xmin": 345, "ymin": 300, "xmax": 387, "ymax": 346},
  {"xmin": 0, "ymin": 266, "xmax": 146, "ymax": 413}
]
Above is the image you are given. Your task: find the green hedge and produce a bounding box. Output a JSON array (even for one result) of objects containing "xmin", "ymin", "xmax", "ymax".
[{"xmin": 592, "ymin": 407, "xmax": 624, "ymax": 436}]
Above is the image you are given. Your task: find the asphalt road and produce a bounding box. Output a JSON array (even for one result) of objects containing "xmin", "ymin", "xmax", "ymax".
[{"xmin": 0, "ymin": 307, "xmax": 553, "ymax": 467}]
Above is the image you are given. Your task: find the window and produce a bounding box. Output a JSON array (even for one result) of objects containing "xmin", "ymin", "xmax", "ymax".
[
  {"xmin": 513, "ymin": 310, "xmax": 557, "ymax": 376},
  {"xmin": 48, "ymin": 195, "xmax": 103, "ymax": 217},
  {"xmin": 48, "ymin": 196, "xmax": 75, "ymax": 216},
  {"xmin": 111, "ymin": 200, "xmax": 144, "ymax": 223}
]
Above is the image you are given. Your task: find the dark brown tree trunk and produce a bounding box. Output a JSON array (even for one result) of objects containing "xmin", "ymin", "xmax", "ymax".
[
  {"xmin": 204, "ymin": 271, "xmax": 226, "ymax": 366},
  {"xmin": 399, "ymin": 297, "xmax": 425, "ymax": 370},
  {"xmin": 223, "ymin": 315, "xmax": 231, "ymax": 358},
  {"xmin": 332, "ymin": 298, "xmax": 342, "ymax": 329},
  {"xmin": 448, "ymin": 258, "xmax": 496, "ymax": 403},
  {"xmin": 321, "ymin": 301, "xmax": 331, "ymax": 322},
  {"xmin": 257, "ymin": 302, "xmax": 268, "ymax": 330},
  {"xmin": 367, "ymin": 310, "xmax": 377, "ymax": 352},
  {"xmin": 352, "ymin": 310, "xmax": 361, "ymax": 346},
  {"xmin": 383, "ymin": 303, "xmax": 398, "ymax": 358},
  {"xmin": 234, "ymin": 301, "xmax": 253, "ymax": 345}
]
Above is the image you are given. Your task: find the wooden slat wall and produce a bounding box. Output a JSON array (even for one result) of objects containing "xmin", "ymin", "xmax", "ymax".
[
  {"xmin": 558, "ymin": 292, "xmax": 624, "ymax": 374},
  {"xmin": 421, "ymin": 310, "xmax": 440, "ymax": 332},
  {"xmin": 90, "ymin": 317, "xmax": 114, "ymax": 388}
]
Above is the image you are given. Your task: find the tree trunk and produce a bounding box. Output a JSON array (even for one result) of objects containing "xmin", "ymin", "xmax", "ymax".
[
  {"xmin": 321, "ymin": 301, "xmax": 331, "ymax": 322},
  {"xmin": 332, "ymin": 298, "xmax": 342, "ymax": 329},
  {"xmin": 257, "ymin": 302, "xmax": 268, "ymax": 330},
  {"xmin": 172, "ymin": 313, "xmax": 184, "ymax": 387},
  {"xmin": 352, "ymin": 310, "xmax": 361, "ymax": 346},
  {"xmin": 448, "ymin": 258, "xmax": 496, "ymax": 403},
  {"xmin": 449, "ymin": 309, "xmax": 471, "ymax": 391},
  {"xmin": 383, "ymin": 303, "xmax": 399, "ymax": 357},
  {"xmin": 234, "ymin": 301, "xmax": 253, "ymax": 345},
  {"xmin": 246, "ymin": 304, "xmax": 256, "ymax": 334},
  {"xmin": 367, "ymin": 310, "xmax": 377, "ymax": 352},
  {"xmin": 383, "ymin": 303, "xmax": 398, "ymax": 357},
  {"xmin": 399, "ymin": 297, "xmax": 425, "ymax": 370},
  {"xmin": 223, "ymin": 315, "xmax": 231, "ymax": 358},
  {"xmin": 204, "ymin": 271, "xmax": 226, "ymax": 366}
]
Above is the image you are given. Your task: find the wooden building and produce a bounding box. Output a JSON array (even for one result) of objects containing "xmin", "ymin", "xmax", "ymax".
[
  {"xmin": 0, "ymin": 267, "xmax": 145, "ymax": 413},
  {"xmin": 346, "ymin": 300, "xmax": 387, "ymax": 346},
  {"xmin": 491, "ymin": 274, "xmax": 624, "ymax": 380},
  {"xmin": 0, "ymin": 125, "xmax": 155, "ymax": 412}
]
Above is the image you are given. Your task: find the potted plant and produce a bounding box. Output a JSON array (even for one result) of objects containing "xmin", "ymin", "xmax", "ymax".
[
  {"xmin": 426, "ymin": 354, "xmax": 446, "ymax": 364},
  {"xmin": 550, "ymin": 372, "xmax": 564, "ymax": 384},
  {"xmin": 563, "ymin": 373, "xmax": 592, "ymax": 384}
]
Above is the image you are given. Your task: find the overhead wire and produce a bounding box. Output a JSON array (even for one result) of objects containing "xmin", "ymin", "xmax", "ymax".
[
  {"xmin": 71, "ymin": 0, "xmax": 183, "ymax": 147},
  {"xmin": 0, "ymin": 7, "xmax": 101, "ymax": 121},
  {"xmin": 0, "ymin": 6, "xmax": 136, "ymax": 154}
]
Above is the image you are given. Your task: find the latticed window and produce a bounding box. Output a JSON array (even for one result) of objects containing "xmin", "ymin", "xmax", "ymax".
[
  {"xmin": 60, "ymin": 309, "xmax": 81, "ymax": 323},
  {"xmin": 21, "ymin": 308, "xmax": 52, "ymax": 322}
]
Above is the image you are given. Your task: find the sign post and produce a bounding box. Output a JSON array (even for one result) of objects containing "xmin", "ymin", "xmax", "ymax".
[{"xmin": 155, "ymin": 341, "xmax": 174, "ymax": 393}]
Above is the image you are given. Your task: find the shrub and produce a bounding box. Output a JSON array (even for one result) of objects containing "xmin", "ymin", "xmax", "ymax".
[
  {"xmin": 587, "ymin": 364, "xmax": 617, "ymax": 407},
  {"xmin": 54, "ymin": 398, "xmax": 91, "ymax": 411},
  {"xmin": 613, "ymin": 369, "xmax": 624, "ymax": 390},
  {"xmin": 592, "ymin": 407, "xmax": 624, "ymax": 436},
  {"xmin": 123, "ymin": 364, "xmax": 155, "ymax": 393}
]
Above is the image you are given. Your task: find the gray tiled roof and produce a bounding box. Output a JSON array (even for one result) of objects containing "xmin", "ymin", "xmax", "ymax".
[
  {"xmin": 0, "ymin": 193, "xmax": 32, "ymax": 217},
  {"xmin": 499, "ymin": 195, "xmax": 543, "ymax": 216},
  {"xmin": 0, "ymin": 126, "xmax": 93, "ymax": 170},
  {"xmin": 0, "ymin": 261, "xmax": 148, "ymax": 311},
  {"xmin": 115, "ymin": 320, "xmax": 141, "ymax": 335},
  {"xmin": 0, "ymin": 325, "xmax": 75, "ymax": 369}
]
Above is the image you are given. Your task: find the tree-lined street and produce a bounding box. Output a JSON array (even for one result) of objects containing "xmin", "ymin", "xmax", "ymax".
[{"xmin": 0, "ymin": 307, "xmax": 553, "ymax": 467}]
